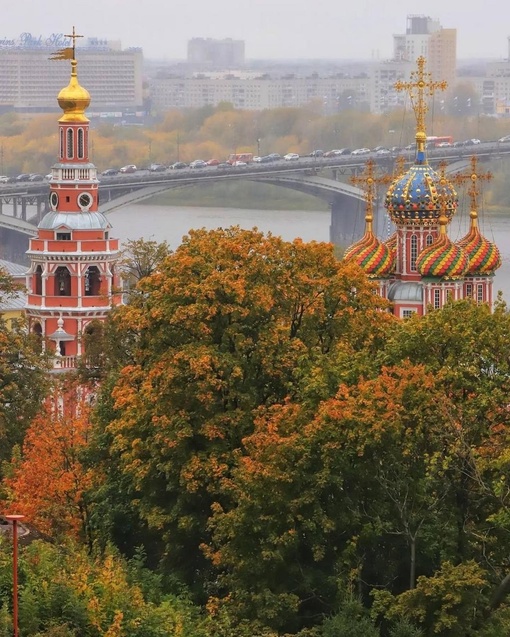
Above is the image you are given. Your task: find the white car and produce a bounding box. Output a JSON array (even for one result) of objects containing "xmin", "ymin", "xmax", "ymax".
[
  {"xmin": 499, "ymin": 135, "xmax": 510, "ymax": 143},
  {"xmin": 351, "ymin": 148, "xmax": 371, "ymax": 155},
  {"xmin": 284, "ymin": 153, "xmax": 300, "ymax": 161},
  {"xmin": 119, "ymin": 164, "xmax": 137, "ymax": 173}
]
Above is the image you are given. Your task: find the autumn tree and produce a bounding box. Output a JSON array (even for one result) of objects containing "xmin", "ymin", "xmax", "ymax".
[
  {"xmin": 87, "ymin": 227, "xmax": 393, "ymax": 597},
  {"xmin": 0, "ymin": 269, "xmax": 50, "ymax": 467}
]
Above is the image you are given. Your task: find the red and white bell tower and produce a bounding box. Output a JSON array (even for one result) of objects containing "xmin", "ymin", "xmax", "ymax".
[{"xmin": 25, "ymin": 30, "xmax": 122, "ymax": 371}]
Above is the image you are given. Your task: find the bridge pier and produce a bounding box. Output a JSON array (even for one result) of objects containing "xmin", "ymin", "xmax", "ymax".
[{"xmin": 329, "ymin": 193, "xmax": 365, "ymax": 249}]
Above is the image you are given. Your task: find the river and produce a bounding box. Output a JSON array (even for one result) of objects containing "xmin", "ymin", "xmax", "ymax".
[{"xmin": 108, "ymin": 204, "xmax": 510, "ymax": 303}]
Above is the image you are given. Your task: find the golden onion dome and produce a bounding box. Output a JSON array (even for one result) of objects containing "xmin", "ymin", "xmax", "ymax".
[{"xmin": 58, "ymin": 59, "xmax": 90, "ymax": 123}]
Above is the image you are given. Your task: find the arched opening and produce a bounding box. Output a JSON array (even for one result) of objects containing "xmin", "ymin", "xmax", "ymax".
[
  {"xmin": 78, "ymin": 128, "xmax": 84, "ymax": 159},
  {"xmin": 32, "ymin": 322, "xmax": 43, "ymax": 353},
  {"xmin": 84, "ymin": 266, "xmax": 101, "ymax": 296},
  {"xmin": 410, "ymin": 234, "xmax": 418, "ymax": 271},
  {"xmin": 55, "ymin": 266, "xmax": 71, "ymax": 296},
  {"xmin": 82, "ymin": 319, "xmax": 104, "ymax": 370},
  {"xmin": 34, "ymin": 265, "xmax": 43, "ymax": 295},
  {"xmin": 66, "ymin": 127, "xmax": 74, "ymax": 159}
]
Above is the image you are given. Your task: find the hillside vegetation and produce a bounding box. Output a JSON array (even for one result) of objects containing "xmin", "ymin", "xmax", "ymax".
[{"xmin": 1, "ymin": 104, "xmax": 510, "ymax": 210}]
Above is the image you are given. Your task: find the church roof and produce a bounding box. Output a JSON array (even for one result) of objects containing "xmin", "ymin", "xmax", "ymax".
[{"xmin": 39, "ymin": 211, "xmax": 110, "ymax": 230}]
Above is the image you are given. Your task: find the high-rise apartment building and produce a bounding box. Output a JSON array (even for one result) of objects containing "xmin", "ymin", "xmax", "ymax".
[
  {"xmin": 393, "ymin": 15, "xmax": 456, "ymax": 90},
  {"xmin": 0, "ymin": 33, "xmax": 144, "ymax": 113},
  {"xmin": 187, "ymin": 38, "xmax": 245, "ymax": 67}
]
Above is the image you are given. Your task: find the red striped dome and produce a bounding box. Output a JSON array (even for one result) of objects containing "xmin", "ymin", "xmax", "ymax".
[
  {"xmin": 417, "ymin": 231, "xmax": 469, "ymax": 279},
  {"xmin": 344, "ymin": 227, "xmax": 394, "ymax": 278}
]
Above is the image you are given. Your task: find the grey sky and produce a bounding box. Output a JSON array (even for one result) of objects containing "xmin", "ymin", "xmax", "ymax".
[{"xmin": 2, "ymin": 0, "xmax": 509, "ymax": 61}]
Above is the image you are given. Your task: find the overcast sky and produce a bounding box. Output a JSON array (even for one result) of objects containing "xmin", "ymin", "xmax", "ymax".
[{"xmin": 2, "ymin": 0, "xmax": 509, "ymax": 61}]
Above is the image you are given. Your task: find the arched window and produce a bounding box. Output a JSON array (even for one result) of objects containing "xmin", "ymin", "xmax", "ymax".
[
  {"xmin": 434, "ymin": 288, "xmax": 441, "ymax": 309},
  {"xmin": 426, "ymin": 234, "xmax": 433, "ymax": 246},
  {"xmin": 410, "ymin": 235, "xmax": 418, "ymax": 271},
  {"xmin": 34, "ymin": 265, "xmax": 43, "ymax": 295},
  {"xmin": 55, "ymin": 266, "xmax": 71, "ymax": 296},
  {"xmin": 59, "ymin": 127, "xmax": 64, "ymax": 159},
  {"xmin": 77, "ymin": 128, "xmax": 84, "ymax": 159},
  {"xmin": 32, "ymin": 322, "xmax": 43, "ymax": 353},
  {"xmin": 66, "ymin": 128, "xmax": 74, "ymax": 159},
  {"xmin": 84, "ymin": 266, "xmax": 101, "ymax": 296}
]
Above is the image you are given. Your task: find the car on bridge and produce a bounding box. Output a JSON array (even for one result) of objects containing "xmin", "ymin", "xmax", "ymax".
[
  {"xmin": 308, "ymin": 149, "xmax": 324, "ymax": 157},
  {"xmin": 170, "ymin": 162, "xmax": 187, "ymax": 169},
  {"xmin": 28, "ymin": 173, "xmax": 44, "ymax": 181},
  {"xmin": 284, "ymin": 153, "xmax": 300, "ymax": 161},
  {"xmin": 190, "ymin": 160, "xmax": 207, "ymax": 169},
  {"xmin": 207, "ymin": 159, "xmax": 220, "ymax": 166},
  {"xmin": 101, "ymin": 168, "xmax": 119, "ymax": 176},
  {"xmin": 15, "ymin": 173, "xmax": 31, "ymax": 181},
  {"xmin": 499, "ymin": 134, "xmax": 510, "ymax": 143},
  {"xmin": 119, "ymin": 164, "xmax": 137, "ymax": 173},
  {"xmin": 351, "ymin": 148, "xmax": 371, "ymax": 155},
  {"xmin": 149, "ymin": 163, "xmax": 167, "ymax": 172}
]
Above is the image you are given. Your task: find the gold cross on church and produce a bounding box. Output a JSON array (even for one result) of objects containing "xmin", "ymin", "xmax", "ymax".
[
  {"xmin": 394, "ymin": 56, "xmax": 448, "ymax": 135},
  {"xmin": 49, "ymin": 26, "xmax": 83, "ymax": 61},
  {"xmin": 64, "ymin": 27, "xmax": 84, "ymax": 58},
  {"xmin": 450, "ymin": 155, "xmax": 492, "ymax": 214},
  {"xmin": 350, "ymin": 159, "xmax": 393, "ymax": 219}
]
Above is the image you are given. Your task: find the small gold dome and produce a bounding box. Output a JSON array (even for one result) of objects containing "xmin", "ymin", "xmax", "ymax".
[{"xmin": 58, "ymin": 60, "xmax": 90, "ymax": 123}]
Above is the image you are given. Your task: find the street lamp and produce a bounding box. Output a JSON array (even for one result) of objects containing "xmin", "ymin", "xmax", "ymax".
[
  {"xmin": 257, "ymin": 138, "xmax": 261, "ymax": 156},
  {"xmin": 5, "ymin": 514, "xmax": 24, "ymax": 637}
]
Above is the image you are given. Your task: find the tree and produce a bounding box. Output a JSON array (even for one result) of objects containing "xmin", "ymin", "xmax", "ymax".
[
  {"xmin": 88, "ymin": 228, "xmax": 392, "ymax": 598},
  {"xmin": 2, "ymin": 378, "xmax": 93, "ymax": 539},
  {"xmin": 0, "ymin": 269, "xmax": 50, "ymax": 467}
]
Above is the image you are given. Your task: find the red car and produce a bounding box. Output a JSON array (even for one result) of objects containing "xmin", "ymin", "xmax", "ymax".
[{"xmin": 207, "ymin": 158, "xmax": 220, "ymax": 166}]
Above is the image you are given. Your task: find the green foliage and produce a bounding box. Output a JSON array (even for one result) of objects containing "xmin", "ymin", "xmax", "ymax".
[
  {"xmin": 320, "ymin": 598, "xmax": 379, "ymax": 637},
  {"xmin": 372, "ymin": 561, "xmax": 489, "ymax": 636},
  {"xmin": 0, "ymin": 270, "xmax": 50, "ymax": 469},
  {"xmin": 0, "ymin": 538, "xmax": 203, "ymax": 637},
  {"xmin": 387, "ymin": 617, "xmax": 424, "ymax": 637}
]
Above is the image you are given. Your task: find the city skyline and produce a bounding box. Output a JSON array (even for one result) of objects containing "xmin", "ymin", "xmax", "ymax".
[{"xmin": 1, "ymin": 0, "xmax": 509, "ymax": 62}]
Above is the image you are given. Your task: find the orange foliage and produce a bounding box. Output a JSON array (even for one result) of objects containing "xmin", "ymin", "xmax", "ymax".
[{"xmin": 2, "ymin": 382, "xmax": 93, "ymax": 538}]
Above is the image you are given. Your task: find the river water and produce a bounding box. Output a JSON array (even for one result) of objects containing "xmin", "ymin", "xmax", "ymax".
[{"xmin": 108, "ymin": 204, "xmax": 510, "ymax": 303}]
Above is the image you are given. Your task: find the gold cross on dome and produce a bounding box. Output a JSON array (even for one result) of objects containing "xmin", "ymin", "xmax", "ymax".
[
  {"xmin": 450, "ymin": 155, "xmax": 492, "ymax": 214},
  {"xmin": 394, "ymin": 57, "xmax": 448, "ymax": 136},
  {"xmin": 64, "ymin": 26, "xmax": 84, "ymax": 58},
  {"xmin": 350, "ymin": 159, "xmax": 393, "ymax": 218}
]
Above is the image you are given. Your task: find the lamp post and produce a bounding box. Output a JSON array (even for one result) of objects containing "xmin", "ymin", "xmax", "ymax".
[
  {"xmin": 257, "ymin": 138, "xmax": 261, "ymax": 157},
  {"xmin": 5, "ymin": 514, "xmax": 24, "ymax": 637}
]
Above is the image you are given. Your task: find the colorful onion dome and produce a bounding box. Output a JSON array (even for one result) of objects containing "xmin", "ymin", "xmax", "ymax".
[
  {"xmin": 457, "ymin": 210, "xmax": 502, "ymax": 275},
  {"xmin": 343, "ymin": 213, "xmax": 394, "ymax": 278},
  {"xmin": 416, "ymin": 215, "xmax": 469, "ymax": 279},
  {"xmin": 385, "ymin": 161, "xmax": 458, "ymax": 226}
]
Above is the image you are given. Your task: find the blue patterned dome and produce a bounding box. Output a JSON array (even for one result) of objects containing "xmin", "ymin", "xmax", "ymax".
[{"xmin": 385, "ymin": 134, "xmax": 458, "ymax": 226}]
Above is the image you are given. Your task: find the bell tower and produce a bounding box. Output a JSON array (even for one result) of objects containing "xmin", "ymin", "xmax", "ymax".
[{"xmin": 25, "ymin": 28, "xmax": 122, "ymax": 371}]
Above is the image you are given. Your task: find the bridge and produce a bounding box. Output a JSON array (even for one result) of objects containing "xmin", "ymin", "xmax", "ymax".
[{"xmin": 0, "ymin": 141, "xmax": 508, "ymax": 250}]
